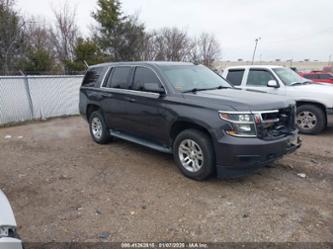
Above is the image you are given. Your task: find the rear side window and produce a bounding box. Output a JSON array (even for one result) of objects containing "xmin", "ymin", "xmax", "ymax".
[
  {"xmin": 132, "ymin": 67, "xmax": 161, "ymax": 91},
  {"xmin": 109, "ymin": 67, "xmax": 132, "ymax": 89},
  {"xmin": 82, "ymin": 67, "xmax": 107, "ymax": 87},
  {"xmin": 303, "ymin": 74, "xmax": 318, "ymax": 79},
  {"xmin": 247, "ymin": 69, "xmax": 275, "ymax": 86},
  {"xmin": 226, "ymin": 69, "xmax": 244, "ymax": 86}
]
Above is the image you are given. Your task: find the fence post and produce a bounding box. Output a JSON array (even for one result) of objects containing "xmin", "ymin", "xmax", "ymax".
[{"xmin": 22, "ymin": 75, "xmax": 34, "ymax": 119}]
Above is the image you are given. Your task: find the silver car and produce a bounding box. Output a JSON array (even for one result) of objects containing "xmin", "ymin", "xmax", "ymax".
[{"xmin": 0, "ymin": 190, "xmax": 22, "ymax": 249}]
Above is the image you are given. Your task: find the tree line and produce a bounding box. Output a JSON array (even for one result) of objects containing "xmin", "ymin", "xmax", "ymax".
[{"xmin": 0, "ymin": 0, "xmax": 221, "ymax": 75}]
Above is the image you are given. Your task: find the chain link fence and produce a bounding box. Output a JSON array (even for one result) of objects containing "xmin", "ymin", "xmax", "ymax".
[{"xmin": 0, "ymin": 75, "xmax": 84, "ymax": 125}]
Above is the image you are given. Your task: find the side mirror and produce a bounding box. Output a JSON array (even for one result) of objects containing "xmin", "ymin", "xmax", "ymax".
[
  {"xmin": 143, "ymin": 83, "xmax": 165, "ymax": 93},
  {"xmin": 267, "ymin": 80, "xmax": 279, "ymax": 88}
]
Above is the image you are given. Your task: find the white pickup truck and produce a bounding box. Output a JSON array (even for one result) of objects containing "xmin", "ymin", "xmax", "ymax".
[
  {"xmin": 222, "ymin": 65, "xmax": 333, "ymax": 134},
  {"xmin": 0, "ymin": 190, "xmax": 22, "ymax": 249}
]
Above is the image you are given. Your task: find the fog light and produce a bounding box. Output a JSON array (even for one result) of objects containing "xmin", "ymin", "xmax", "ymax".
[{"xmin": 238, "ymin": 125, "xmax": 252, "ymax": 132}]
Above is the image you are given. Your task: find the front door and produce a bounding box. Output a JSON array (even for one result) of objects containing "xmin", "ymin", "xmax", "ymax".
[
  {"xmin": 101, "ymin": 66, "xmax": 135, "ymax": 133},
  {"xmin": 124, "ymin": 66, "xmax": 168, "ymax": 145},
  {"xmin": 244, "ymin": 68, "xmax": 286, "ymax": 95}
]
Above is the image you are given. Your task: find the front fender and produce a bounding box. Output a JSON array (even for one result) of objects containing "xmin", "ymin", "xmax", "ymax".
[{"xmin": 0, "ymin": 191, "xmax": 16, "ymax": 227}]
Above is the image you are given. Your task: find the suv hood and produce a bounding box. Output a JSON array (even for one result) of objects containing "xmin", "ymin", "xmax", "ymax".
[
  {"xmin": 0, "ymin": 191, "xmax": 16, "ymax": 227},
  {"xmin": 184, "ymin": 88, "xmax": 294, "ymax": 111}
]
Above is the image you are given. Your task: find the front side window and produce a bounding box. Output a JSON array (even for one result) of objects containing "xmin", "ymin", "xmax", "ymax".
[
  {"xmin": 161, "ymin": 65, "xmax": 231, "ymax": 92},
  {"xmin": 108, "ymin": 67, "xmax": 131, "ymax": 89},
  {"xmin": 226, "ymin": 69, "xmax": 244, "ymax": 86},
  {"xmin": 247, "ymin": 69, "xmax": 275, "ymax": 86},
  {"xmin": 133, "ymin": 67, "xmax": 161, "ymax": 91}
]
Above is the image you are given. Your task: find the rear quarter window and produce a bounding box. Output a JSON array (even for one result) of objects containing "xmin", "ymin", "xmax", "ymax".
[
  {"xmin": 82, "ymin": 66, "xmax": 107, "ymax": 87},
  {"xmin": 226, "ymin": 69, "xmax": 244, "ymax": 86}
]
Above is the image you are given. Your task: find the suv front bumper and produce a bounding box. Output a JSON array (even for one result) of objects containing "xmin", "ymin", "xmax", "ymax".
[
  {"xmin": 215, "ymin": 131, "xmax": 301, "ymax": 178},
  {"xmin": 0, "ymin": 238, "xmax": 22, "ymax": 249}
]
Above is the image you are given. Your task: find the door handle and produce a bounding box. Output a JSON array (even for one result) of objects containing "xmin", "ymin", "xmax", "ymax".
[
  {"xmin": 101, "ymin": 92, "xmax": 113, "ymax": 97},
  {"xmin": 126, "ymin": 97, "xmax": 136, "ymax": 103}
]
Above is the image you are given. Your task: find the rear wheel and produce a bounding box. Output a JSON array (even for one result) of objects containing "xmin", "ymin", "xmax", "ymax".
[
  {"xmin": 173, "ymin": 129, "xmax": 215, "ymax": 181},
  {"xmin": 89, "ymin": 111, "xmax": 112, "ymax": 144},
  {"xmin": 296, "ymin": 104, "xmax": 326, "ymax": 134}
]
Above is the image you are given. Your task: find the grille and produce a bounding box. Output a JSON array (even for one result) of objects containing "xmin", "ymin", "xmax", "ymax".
[{"xmin": 256, "ymin": 106, "xmax": 296, "ymax": 140}]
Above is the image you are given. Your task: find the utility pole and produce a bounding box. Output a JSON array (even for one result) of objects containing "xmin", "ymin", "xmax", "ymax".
[
  {"xmin": 251, "ymin": 37, "xmax": 261, "ymax": 65},
  {"xmin": 329, "ymin": 54, "xmax": 332, "ymax": 66}
]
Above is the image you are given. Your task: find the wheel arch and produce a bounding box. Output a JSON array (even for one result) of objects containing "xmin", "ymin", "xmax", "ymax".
[
  {"xmin": 169, "ymin": 119, "xmax": 215, "ymax": 146},
  {"xmin": 86, "ymin": 104, "xmax": 101, "ymax": 120}
]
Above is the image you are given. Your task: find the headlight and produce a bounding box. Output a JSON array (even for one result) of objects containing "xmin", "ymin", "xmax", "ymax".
[
  {"xmin": 0, "ymin": 226, "xmax": 17, "ymax": 238},
  {"xmin": 219, "ymin": 112, "xmax": 257, "ymax": 137}
]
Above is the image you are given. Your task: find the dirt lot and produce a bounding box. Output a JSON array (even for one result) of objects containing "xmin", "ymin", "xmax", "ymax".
[{"xmin": 0, "ymin": 117, "xmax": 332, "ymax": 242}]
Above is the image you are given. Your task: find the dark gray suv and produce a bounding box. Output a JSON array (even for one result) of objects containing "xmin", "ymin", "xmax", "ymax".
[{"xmin": 79, "ymin": 62, "xmax": 301, "ymax": 180}]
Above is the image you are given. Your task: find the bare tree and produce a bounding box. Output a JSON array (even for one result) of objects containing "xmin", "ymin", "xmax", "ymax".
[
  {"xmin": 0, "ymin": 0, "xmax": 14, "ymax": 10},
  {"xmin": 195, "ymin": 33, "xmax": 221, "ymax": 67},
  {"xmin": 160, "ymin": 27, "xmax": 193, "ymax": 61},
  {"xmin": 0, "ymin": 0, "xmax": 26, "ymax": 74},
  {"xmin": 141, "ymin": 28, "xmax": 221, "ymax": 66},
  {"xmin": 25, "ymin": 17, "xmax": 54, "ymax": 53},
  {"xmin": 18, "ymin": 17, "xmax": 59, "ymax": 74},
  {"xmin": 142, "ymin": 27, "xmax": 194, "ymax": 61},
  {"xmin": 140, "ymin": 32, "xmax": 158, "ymax": 60},
  {"xmin": 51, "ymin": 1, "xmax": 78, "ymax": 66}
]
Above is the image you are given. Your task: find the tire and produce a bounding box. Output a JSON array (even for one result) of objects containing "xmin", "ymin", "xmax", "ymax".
[
  {"xmin": 296, "ymin": 104, "xmax": 326, "ymax": 135},
  {"xmin": 88, "ymin": 110, "xmax": 112, "ymax": 144},
  {"xmin": 173, "ymin": 129, "xmax": 215, "ymax": 181}
]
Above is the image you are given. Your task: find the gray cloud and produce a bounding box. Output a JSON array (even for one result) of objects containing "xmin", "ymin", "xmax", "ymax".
[{"xmin": 17, "ymin": 0, "xmax": 333, "ymax": 61}]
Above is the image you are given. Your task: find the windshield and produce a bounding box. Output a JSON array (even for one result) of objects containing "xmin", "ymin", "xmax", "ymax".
[
  {"xmin": 273, "ymin": 67, "xmax": 308, "ymax": 86},
  {"xmin": 161, "ymin": 65, "xmax": 231, "ymax": 92}
]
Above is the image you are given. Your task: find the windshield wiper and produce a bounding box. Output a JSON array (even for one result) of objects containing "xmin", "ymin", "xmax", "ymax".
[
  {"xmin": 215, "ymin": 85, "xmax": 231, "ymax": 89},
  {"xmin": 290, "ymin": 81, "xmax": 312, "ymax": 86},
  {"xmin": 182, "ymin": 85, "xmax": 229, "ymax": 93}
]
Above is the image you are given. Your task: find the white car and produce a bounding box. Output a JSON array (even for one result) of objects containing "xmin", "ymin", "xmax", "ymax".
[
  {"xmin": 222, "ymin": 65, "xmax": 333, "ymax": 134},
  {"xmin": 0, "ymin": 190, "xmax": 22, "ymax": 249}
]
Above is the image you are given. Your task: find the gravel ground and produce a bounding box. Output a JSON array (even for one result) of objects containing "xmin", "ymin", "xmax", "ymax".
[{"xmin": 0, "ymin": 117, "xmax": 332, "ymax": 242}]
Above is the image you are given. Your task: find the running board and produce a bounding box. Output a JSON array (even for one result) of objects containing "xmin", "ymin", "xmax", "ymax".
[{"xmin": 110, "ymin": 130, "xmax": 172, "ymax": 154}]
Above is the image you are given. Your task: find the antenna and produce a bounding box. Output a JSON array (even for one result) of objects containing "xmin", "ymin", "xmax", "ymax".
[{"xmin": 83, "ymin": 60, "xmax": 89, "ymax": 68}]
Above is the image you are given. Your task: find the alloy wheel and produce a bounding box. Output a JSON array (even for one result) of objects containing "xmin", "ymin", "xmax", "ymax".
[
  {"xmin": 91, "ymin": 117, "xmax": 103, "ymax": 139},
  {"xmin": 178, "ymin": 139, "xmax": 204, "ymax": 172},
  {"xmin": 297, "ymin": 111, "xmax": 317, "ymax": 130}
]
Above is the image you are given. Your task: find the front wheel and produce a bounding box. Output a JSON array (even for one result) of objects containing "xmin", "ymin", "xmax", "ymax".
[
  {"xmin": 173, "ymin": 129, "xmax": 215, "ymax": 181},
  {"xmin": 296, "ymin": 104, "xmax": 326, "ymax": 134}
]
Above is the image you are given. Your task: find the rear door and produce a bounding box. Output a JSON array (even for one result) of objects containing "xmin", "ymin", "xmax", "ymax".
[{"xmin": 101, "ymin": 66, "xmax": 134, "ymax": 133}]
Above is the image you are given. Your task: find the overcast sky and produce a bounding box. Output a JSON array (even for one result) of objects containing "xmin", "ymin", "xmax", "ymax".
[{"xmin": 16, "ymin": 0, "xmax": 333, "ymax": 61}]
